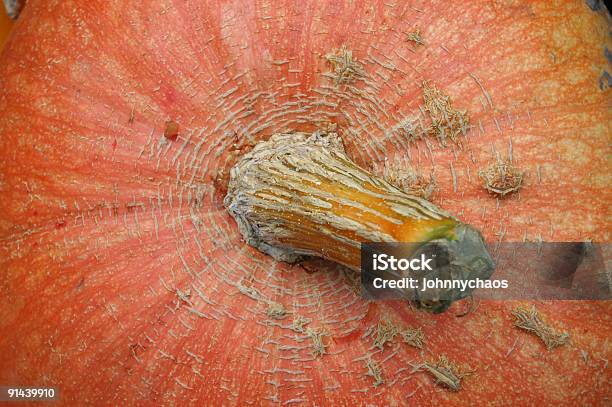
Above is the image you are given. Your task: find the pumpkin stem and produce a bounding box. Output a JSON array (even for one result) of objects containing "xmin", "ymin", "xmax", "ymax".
[{"xmin": 224, "ymin": 129, "xmax": 494, "ymax": 312}]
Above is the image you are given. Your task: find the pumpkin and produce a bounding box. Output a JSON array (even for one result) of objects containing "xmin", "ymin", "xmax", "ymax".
[
  {"xmin": 0, "ymin": 0, "xmax": 610, "ymax": 405},
  {"xmin": 0, "ymin": 7, "xmax": 13, "ymax": 48}
]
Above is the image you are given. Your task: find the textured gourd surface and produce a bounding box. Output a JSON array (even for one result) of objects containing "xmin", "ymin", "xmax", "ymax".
[{"xmin": 0, "ymin": 1, "xmax": 610, "ymax": 405}]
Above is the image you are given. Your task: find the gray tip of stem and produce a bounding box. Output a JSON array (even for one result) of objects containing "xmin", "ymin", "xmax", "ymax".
[
  {"xmin": 413, "ymin": 223, "xmax": 495, "ymax": 313},
  {"xmin": 4, "ymin": 0, "xmax": 24, "ymax": 20}
]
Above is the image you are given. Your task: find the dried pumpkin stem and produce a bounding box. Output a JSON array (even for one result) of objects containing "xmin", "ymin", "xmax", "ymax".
[{"xmin": 225, "ymin": 130, "xmax": 494, "ymax": 312}]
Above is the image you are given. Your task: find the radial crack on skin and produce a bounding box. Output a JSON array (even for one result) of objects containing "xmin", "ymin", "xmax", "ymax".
[
  {"xmin": 291, "ymin": 315, "xmax": 312, "ymax": 333},
  {"xmin": 224, "ymin": 129, "xmax": 495, "ymax": 312},
  {"xmin": 405, "ymin": 28, "xmax": 425, "ymax": 46},
  {"xmin": 381, "ymin": 160, "xmax": 437, "ymax": 199},
  {"xmin": 306, "ymin": 327, "xmax": 328, "ymax": 357},
  {"xmin": 401, "ymin": 326, "xmax": 425, "ymax": 349},
  {"xmin": 422, "ymin": 81, "xmax": 470, "ymax": 146},
  {"xmin": 266, "ymin": 301, "xmax": 287, "ymax": 320},
  {"xmin": 325, "ymin": 45, "xmax": 365, "ymax": 85},
  {"xmin": 512, "ymin": 305, "xmax": 570, "ymax": 350},
  {"xmin": 373, "ymin": 319, "xmax": 399, "ymax": 350},
  {"xmin": 414, "ymin": 355, "xmax": 472, "ymax": 392},
  {"xmin": 365, "ymin": 357, "xmax": 385, "ymax": 387}
]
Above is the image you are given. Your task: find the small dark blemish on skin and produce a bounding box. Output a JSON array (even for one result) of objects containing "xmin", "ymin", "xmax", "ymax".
[
  {"xmin": 164, "ymin": 120, "xmax": 179, "ymax": 141},
  {"xmin": 599, "ymin": 71, "xmax": 612, "ymax": 90},
  {"xmin": 128, "ymin": 106, "xmax": 136, "ymax": 125},
  {"xmin": 605, "ymin": 47, "xmax": 612, "ymax": 65},
  {"xmin": 75, "ymin": 277, "xmax": 85, "ymax": 291}
]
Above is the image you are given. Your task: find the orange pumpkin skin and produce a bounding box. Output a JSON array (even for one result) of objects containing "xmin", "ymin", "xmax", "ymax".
[{"xmin": 0, "ymin": 1, "xmax": 610, "ymax": 405}]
